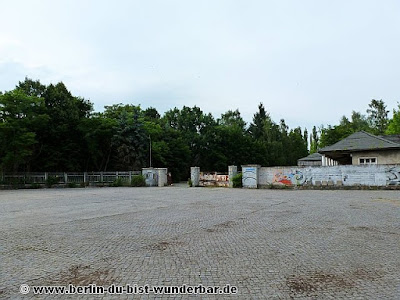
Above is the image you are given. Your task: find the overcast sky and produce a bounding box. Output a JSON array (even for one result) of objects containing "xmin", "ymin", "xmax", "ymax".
[{"xmin": 1, "ymin": 0, "xmax": 400, "ymax": 130}]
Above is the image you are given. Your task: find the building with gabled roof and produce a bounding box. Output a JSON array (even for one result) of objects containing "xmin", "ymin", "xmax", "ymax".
[
  {"xmin": 318, "ymin": 131, "xmax": 400, "ymax": 165},
  {"xmin": 297, "ymin": 153, "xmax": 322, "ymax": 166}
]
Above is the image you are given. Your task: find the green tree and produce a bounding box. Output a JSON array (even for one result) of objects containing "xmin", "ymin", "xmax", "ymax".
[
  {"xmin": 350, "ymin": 111, "xmax": 370, "ymax": 132},
  {"xmin": 309, "ymin": 126, "xmax": 319, "ymax": 153},
  {"xmin": 319, "ymin": 124, "xmax": 350, "ymax": 148},
  {"xmin": 201, "ymin": 120, "xmax": 253, "ymax": 171},
  {"xmin": 287, "ymin": 127, "xmax": 308, "ymax": 165},
  {"xmin": 111, "ymin": 111, "xmax": 147, "ymax": 170},
  {"xmin": 386, "ymin": 103, "xmax": 400, "ymax": 134},
  {"xmin": 143, "ymin": 107, "xmax": 161, "ymax": 121},
  {"xmin": 217, "ymin": 109, "xmax": 246, "ymax": 130},
  {"xmin": 153, "ymin": 128, "xmax": 190, "ymax": 181},
  {"xmin": 79, "ymin": 114, "xmax": 117, "ymax": 171},
  {"xmin": 35, "ymin": 82, "xmax": 93, "ymax": 171},
  {"xmin": 104, "ymin": 103, "xmax": 141, "ymax": 120},
  {"xmin": 319, "ymin": 110, "xmax": 372, "ymax": 148},
  {"xmin": 303, "ymin": 128, "xmax": 308, "ymax": 151},
  {"xmin": 367, "ymin": 99, "xmax": 389, "ymax": 135},
  {"xmin": 16, "ymin": 77, "xmax": 46, "ymax": 97},
  {"xmin": 248, "ymin": 103, "xmax": 267, "ymax": 139},
  {"xmin": 0, "ymin": 90, "xmax": 48, "ymax": 172},
  {"xmin": 162, "ymin": 106, "xmax": 215, "ymax": 167}
]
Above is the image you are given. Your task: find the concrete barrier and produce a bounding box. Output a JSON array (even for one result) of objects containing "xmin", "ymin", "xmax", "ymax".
[{"xmin": 242, "ymin": 165, "xmax": 400, "ymax": 188}]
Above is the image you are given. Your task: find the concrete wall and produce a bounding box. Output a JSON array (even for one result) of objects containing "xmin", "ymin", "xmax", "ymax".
[
  {"xmin": 190, "ymin": 167, "xmax": 230, "ymax": 187},
  {"xmin": 242, "ymin": 165, "xmax": 260, "ymax": 189},
  {"xmin": 351, "ymin": 150, "xmax": 400, "ymax": 165},
  {"xmin": 199, "ymin": 173, "xmax": 229, "ymax": 187},
  {"xmin": 242, "ymin": 165, "xmax": 400, "ymax": 188}
]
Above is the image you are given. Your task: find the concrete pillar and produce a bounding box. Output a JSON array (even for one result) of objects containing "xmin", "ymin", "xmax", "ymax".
[
  {"xmin": 321, "ymin": 155, "xmax": 326, "ymax": 166},
  {"xmin": 228, "ymin": 166, "xmax": 238, "ymax": 188},
  {"xmin": 156, "ymin": 168, "xmax": 168, "ymax": 187},
  {"xmin": 64, "ymin": 172, "xmax": 68, "ymax": 184},
  {"xmin": 142, "ymin": 168, "xmax": 157, "ymax": 186},
  {"xmin": 241, "ymin": 165, "xmax": 260, "ymax": 188},
  {"xmin": 190, "ymin": 167, "xmax": 200, "ymax": 187}
]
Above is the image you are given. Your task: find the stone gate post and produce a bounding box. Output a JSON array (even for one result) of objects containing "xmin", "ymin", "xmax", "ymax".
[
  {"xmin": 190, "ymin": 167, "xmax": 200, "ymax": 187},
  {"xmin": 228, "ymin": 166, "xmax": 238, "ymax": 188}
]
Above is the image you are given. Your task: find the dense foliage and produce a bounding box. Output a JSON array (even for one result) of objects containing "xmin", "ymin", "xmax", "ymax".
[
  {"xmin": 232, "ymin": 173, "xmax": 243, "ymax": 188},
  {"xmin": 3, "ymin": 78, "xmax": 397, "ymax": 181},
  {"xmin": 318, "ymin": 99, "xmax": 397, "ymax": 148}
]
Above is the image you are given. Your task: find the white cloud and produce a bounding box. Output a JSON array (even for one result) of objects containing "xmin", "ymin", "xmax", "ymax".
[{"xmin": 1, "ymin": 0, "xmax": 400, "ymax": 130}]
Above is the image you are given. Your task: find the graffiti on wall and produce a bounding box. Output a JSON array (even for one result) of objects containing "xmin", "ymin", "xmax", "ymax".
[
  {"xmin": 199, "ymin": 172, "xmax": 229, "ymax": 187},
  {"xmin": 272, "ymin": 170, "xmax": 306, "ymax": 186},
  {"xmin": 386, "ymin": 167, "xmax": 400, "ymax": 185},
  {"xmin": 243, "ymin": 167, "xmax": 257, "ymax": 188},
  {"xmin": 253, "ymin": 165, "xmax": 400, "ymax": 187}
]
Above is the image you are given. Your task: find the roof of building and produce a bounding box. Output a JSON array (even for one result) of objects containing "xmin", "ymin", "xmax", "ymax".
[
  {"xmin": 378, "ymin": 134, "xmax": 400, "ymax": 144},
  {"xmin": 319, "ymin": 131, "xmax": 400, "ymax": 153},
  {"xmin": 298, "ymin": 152, "xmax": 323, "ymax": 161}
]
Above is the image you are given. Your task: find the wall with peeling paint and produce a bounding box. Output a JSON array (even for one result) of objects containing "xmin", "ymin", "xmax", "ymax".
[
  {"xmin": 242, "ymin": 165, "xmax": 400, "ymax": 188},
  {"xmin": 199, "ymin": 172, "xmax": 229, "ymax": 187},
  {"xmin": 242, "ymin": 165, "xmax": 260, "ymax": 189},
  {"xmin": 190, "ymin": 167, "xmax": 233, "ymax": 187}
]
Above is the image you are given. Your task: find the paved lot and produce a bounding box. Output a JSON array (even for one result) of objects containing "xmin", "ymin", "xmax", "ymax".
[{"xmin": 1, "ymin": 187, "xmax": 399, "ymax": 299}]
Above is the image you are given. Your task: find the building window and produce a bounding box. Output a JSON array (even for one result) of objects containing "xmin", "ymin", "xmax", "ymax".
[{"xmin": 359, "ymin": 157, "xmax": 377, "ymax": 165}]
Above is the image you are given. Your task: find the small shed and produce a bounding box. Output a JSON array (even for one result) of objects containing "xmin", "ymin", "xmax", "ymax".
[{"xmin": 297, "ymin": 153, "xmax": 322, "ymax": 166}]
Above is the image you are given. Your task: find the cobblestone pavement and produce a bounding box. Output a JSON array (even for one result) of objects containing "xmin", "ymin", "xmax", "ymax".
[{"xmin": 1, "ymin": 187, "xmax": 399, "ymax": 299}]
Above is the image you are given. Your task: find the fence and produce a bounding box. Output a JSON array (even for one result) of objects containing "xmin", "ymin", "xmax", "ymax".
[{"xmin": 0, "ymin": 171, "xmax": 141, "ymax": 186}]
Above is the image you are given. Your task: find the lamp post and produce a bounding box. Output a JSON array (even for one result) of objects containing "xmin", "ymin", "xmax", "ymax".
[{"xmin": 149, "ymin": 135, "xmax": 152, "ymax": 168}]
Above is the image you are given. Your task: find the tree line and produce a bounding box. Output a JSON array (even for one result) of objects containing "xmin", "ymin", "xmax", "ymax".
[
  {"xmin": 313, "ymin": 99, "xmax": 400, "ymax": 153},
  {"xmin": 1, "ymin": 78, "xmax": 399, "ymax": 181}
]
